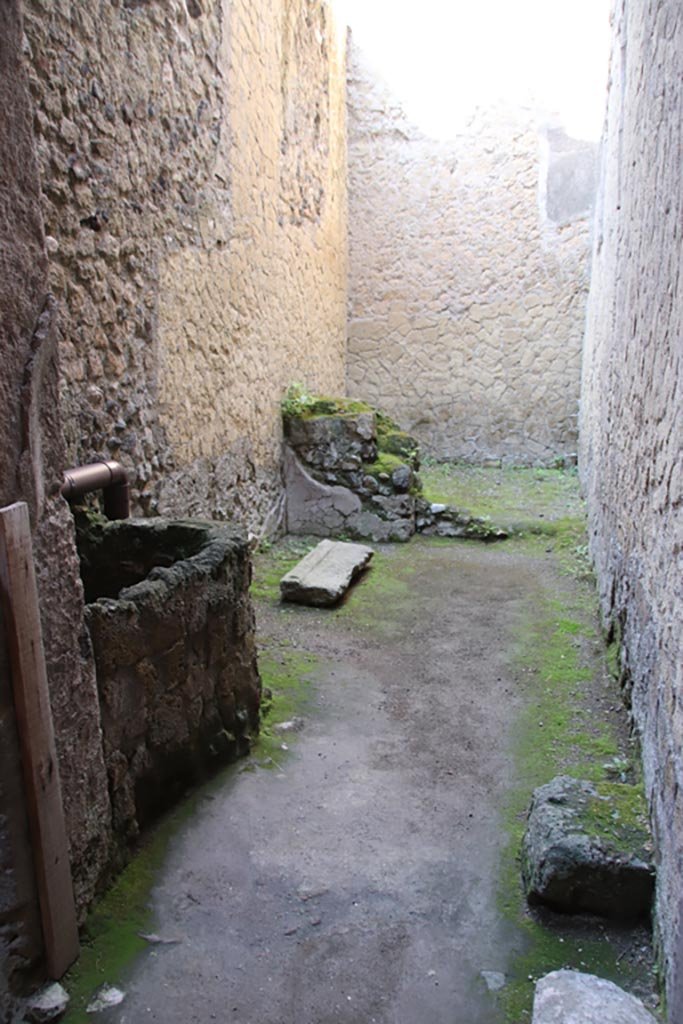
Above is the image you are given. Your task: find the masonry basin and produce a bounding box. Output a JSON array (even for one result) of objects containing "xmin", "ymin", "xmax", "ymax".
[{"xmin": 76, "ymin": 516, "xmax": 261, "ymax": 846}]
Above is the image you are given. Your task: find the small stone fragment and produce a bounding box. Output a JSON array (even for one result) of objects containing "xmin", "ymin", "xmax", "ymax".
[
  {"xmin": 297, "ymin": 885, "xmax": 328, "ymax": 902},
  {"xmin": 481, "ymin": 970, "xmax": 506, "ymax": 992},
  {"xmin": 138, "ymin": 932, "xmax": 181, "ymax": 945},
  {"xmin": 273, "ymin": 717, "xmax": 305, "ymax": 733},
  {"xmin": 25, "ymin": 983, "xmax": 70, "ymax": 1023},
  {"xmin": 361, "ymin": 474, "xmax": 379, "ymax": 494},
  {"xmin": 86, "ymin": 985, "xmax": 126, "ymax": 1013},
  {"xmin": 532, "ymin": 970, "xmax": 657, "ymax": 1023},
  {"xmin": 390, "ymin": 465, "xmax": 412, "ymax": 492}
]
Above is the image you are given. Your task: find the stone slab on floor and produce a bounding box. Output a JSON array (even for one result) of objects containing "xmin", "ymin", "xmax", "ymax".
[
  {"xmin": 280, "ymin": 539, "xmax": 373, "ymax": 606},
  {"xmin": 532, "ymin": 970, "xmax": 657, "ymax": 1023}
]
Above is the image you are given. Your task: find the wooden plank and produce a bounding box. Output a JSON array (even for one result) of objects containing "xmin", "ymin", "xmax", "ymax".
[{"xmin": 0, "ymin": 502, "xmax": 79, "ymax": 978}]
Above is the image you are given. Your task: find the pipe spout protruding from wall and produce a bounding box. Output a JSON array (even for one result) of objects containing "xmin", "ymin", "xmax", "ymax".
[{"xmin": 61, "ymin": 460, "xmax": 130, "ymax": 519}]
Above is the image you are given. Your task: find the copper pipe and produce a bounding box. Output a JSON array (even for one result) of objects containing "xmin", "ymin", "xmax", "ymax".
[{"xmin": 61, "ymin": 461, "xmax": 130, "ymax": 519}]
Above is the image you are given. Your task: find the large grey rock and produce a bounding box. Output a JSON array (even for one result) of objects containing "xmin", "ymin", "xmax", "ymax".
[
  {"xmin": 532, "ymin": 970, "xmax": 657, "ymax": 1023},
  {"xmin": 284, "ymin": 446, "xmax": 362, "ymax": 537},
  {"xmin": 283, "ymin": 398, "xmax": 507, "ymax": 546},
  {"xmin": 522, "ymin": 776, "xmax": 655, "ymax": 919},
  {"xmin": 280, "ymin": 539, "xmax": 374, "ymax": 606},
  {"xmin": 284, "ymin": 410, "xmax": 377, "ymax": 469},
  {"xmin": 282, "ymin": 400, "xmax": 420, "ymax": 541}
]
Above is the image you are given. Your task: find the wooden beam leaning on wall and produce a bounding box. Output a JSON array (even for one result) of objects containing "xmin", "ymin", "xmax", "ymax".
[{"xmin": 0, "ymin": 502, "xmax": 79, "ymax": 979}]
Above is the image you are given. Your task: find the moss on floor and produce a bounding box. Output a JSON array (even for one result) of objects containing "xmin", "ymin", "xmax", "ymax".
[
  {"xmin": 329, "ymin": 546, "xmax": 419, "ymax": 640},
  {"xmin": 254, "ymin": 644, "xmax": 319, "ymax": 769},
  {"xmin": 251, "ymin": 537, "xmax": 318, "ymax": 605},
  {"xmin": 64, "ymin": 465, "xmax": 658, "ymax": 1023},
  {"xmin": 494, "ymin": 526, "xmax": 655, "ymax": 1017},
  {"xmin": 252, "ymin": 466, "xmax": 658, "ymax": 1019},
  {"xmin": 409, "ymin": 463, "xmax": 657, "ymax": 1019},
  {"xmin": 61, "ymin": 776, "xmax": 233, "ymax": 1022},
  {"xmin": 422, "ymin": 463, "xmax": 583, "ymax": 530}
]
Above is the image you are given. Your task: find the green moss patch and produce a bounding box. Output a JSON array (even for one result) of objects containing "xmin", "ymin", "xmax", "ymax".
[
  {"xmin": 494, "ymin": 555, "xmax": 655, "ymax": 1019},
  {"xmin": 281, "ymin": 383, "xmax": 372, "ymax": 421},
  {"xmin": 512, "ymin": 603, "xmax": 618, "ymax": 792},
  {"xmin": 254, "ymin": 645, "xmax": 319, "ymax": 768},
  {"xmin": 331, "ymin": 547, "xmax": 419, "ymax": 639},
  {"xmin": 375, "ymin": 411, "xmax": 420, "ymax": 466},
  {"xmin": 422, "ymin": 463, "xmax": 583, "ymax": 530},
  {"xmin": 362, "ymin": 451, "xmax": 406, "ymax": 480},
  {"xmin": 251, "ymin": 537, "xmax": 318, "ymax": 604},
  {"xmin": 62, "ymin": 783, "xmax": 223, "ymax": 1022},
  {"xmin": 582, "ymin": 781, "xmax": 653, "ymax": 862}
]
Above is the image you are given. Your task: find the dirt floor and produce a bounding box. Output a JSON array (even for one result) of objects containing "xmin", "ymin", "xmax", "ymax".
[{"xmin": 62, "ymin": 467, "xmax": 661, "ymax": 1024}]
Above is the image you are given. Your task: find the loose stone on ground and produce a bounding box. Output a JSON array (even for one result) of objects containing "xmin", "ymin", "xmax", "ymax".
[
  {"xmin": 522, "ymin": 775, "xmax": 655, "ymax": 919},
  {"xmin": 85, "ymin": 985, "xmax": 126, "ymax": 1014},
  {"xmin": 23, "ymin": 983, "xmax": 70, "ymax": 1024},
  {"xmin": 280, "ymin": 539, "xmax": 374, "ymax": 606},
  {"xmin": 531, "ymin": 970, "xmax": 657, "ymax": 1023},
  {"xmin": 480, "ymin": 970, "xmax": 507, "ymax": 992}
]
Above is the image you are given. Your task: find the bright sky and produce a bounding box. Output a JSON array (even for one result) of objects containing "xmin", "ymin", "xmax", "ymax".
[{"xmin": 333, "ymin": 0, "xmax": 611, "ymax": 141}]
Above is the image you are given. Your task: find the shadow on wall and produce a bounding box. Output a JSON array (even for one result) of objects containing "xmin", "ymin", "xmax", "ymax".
[{"xmin": 0, "ymin": 0, "xmax": 112, "ymax": 1010}]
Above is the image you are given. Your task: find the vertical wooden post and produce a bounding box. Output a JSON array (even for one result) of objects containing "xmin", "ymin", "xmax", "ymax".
[{"xmin": 0, "ymin": 502, "xmax": 79, "ymax": 978}]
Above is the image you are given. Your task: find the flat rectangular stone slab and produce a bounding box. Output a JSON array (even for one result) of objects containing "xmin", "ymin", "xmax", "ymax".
[{"xmin": 280, "ymin": 540, "xmax": 374, "ymax": 607}]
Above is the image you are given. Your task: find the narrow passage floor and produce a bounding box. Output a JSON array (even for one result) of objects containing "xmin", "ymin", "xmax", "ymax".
[{"xmin": 66, "ymin": 468, "xmax": 657, "ymax": 1024}]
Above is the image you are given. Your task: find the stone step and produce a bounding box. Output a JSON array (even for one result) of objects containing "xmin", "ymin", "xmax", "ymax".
[{"xmin": 280, "ymin": 539, "xmax": 374, "ymax": 607}]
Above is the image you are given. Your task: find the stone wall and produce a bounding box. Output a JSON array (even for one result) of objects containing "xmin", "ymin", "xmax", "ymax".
[
  {"xmin": 23, "ymin": 0, "xmax": 348, "ymax": 532},
  {"xmin": 79, "ymin": 518, "xmax": 260, "ymax": 855},
  {"xmin": 347, "ymin": 42, "xmax": 596, "ymax": 466},
  {"xmin": 0, "ymin": 2, "xmax": 112, "ymax": 1010},
  {"xmin": 579, "ymin": 0, "xmax": 682, "ymax": 1011}
]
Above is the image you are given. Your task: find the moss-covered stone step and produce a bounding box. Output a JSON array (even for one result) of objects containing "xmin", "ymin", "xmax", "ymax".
[{"xmin": 281, "ymin": 386, "xmax": 508, "ymax": 543}]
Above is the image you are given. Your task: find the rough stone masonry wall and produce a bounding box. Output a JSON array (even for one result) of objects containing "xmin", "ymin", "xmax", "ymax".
[
  {"xmin": 347, "ymin": 42, "xmax": 596, "ymax": 466},
  {"xmin": 22, "ymin": 0, "xmax": 347, "ymax": 531},
  {"xmin": 80, "ymin": 519, "xmax": 260, "ymax": 855},
  {"xmin": 0, "ymin": 3, "xmax": 111, "ymax": 1011},
  {"xmin": 579, "ymin": 0, "xmax": 682, "ymax": 1013}
]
